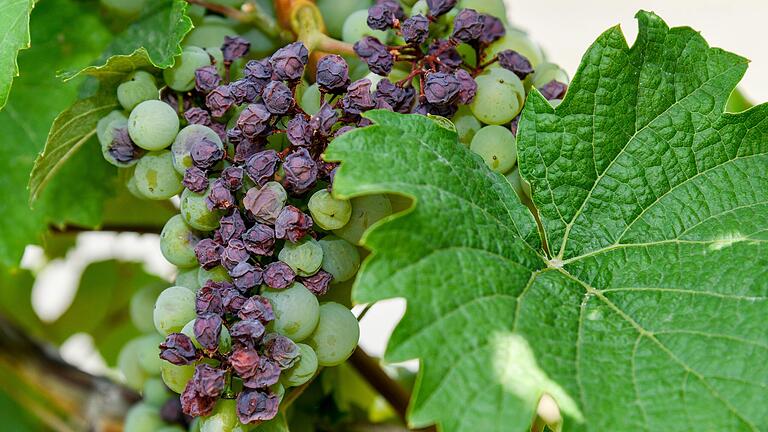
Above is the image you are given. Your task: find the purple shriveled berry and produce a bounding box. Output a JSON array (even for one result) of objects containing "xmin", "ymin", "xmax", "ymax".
[
  {"xmin": 108, "ymin": 127, "xmax": 144, "ymax": 164},
  {"xmin": 242, "ymin": 357, "xmax": 281, "ymax": 388},
  {"xmin": 367, "ymin": 4, "xmax": 395, "ymax": 30},
  {"xmin": 377, "ymin": 0, "xmax": 405, "ymax": 19},
  {"xmin": 190, "ymin": 137, "xmax": 224, "ymax": 169},
  {"xmin": 160, "ymin": 397, "xmax": 185, "ymax": 424},
  {"xmin": 191, "ymin": 363, "xmax": 226, "ymax": 398},
  {"xmin": 452, "ymin": 8, "xmax": 484, "ymax": 42},
  {"xmin": 427, "ymin": 39, "xmax": 463, "ymax": 71},
  {"xmin": 180, "ymin": 384, "xmax": 217, "ymax": 417},
  {"xmin": 196, "ymin": 283, "xmax": 224, "ymax": 315},
  {"xmin": 264, "ymin": 334, "xmax": 300, "ymax": 369},
  {"xmin": 539, "ymin": 80, "xmax": 568, "ymax": 100},
  {"xmin": 230, "ymin": 261, "xmax": 263, "ymax": 291},
  {"xmin": 274, "ymin": 205, "xmax": 313, "ymax": 242},
  {"xmin": 205, "ymin": 85, "xmax": 234, "ymax": 117},
  {"xmin": 220, "ymin": 166, "xmax": 244, "ymax": 191},
  {"xmin": 316, "ymin": 55, "xmax": 350, "ymax": 93},
  {"xmin": 229, "ymin": 319, "xmax": 266, "ymax": 347},
  {"xmin": 159, "ymin": 333, "xmax": 199, "ymax": 365},
  {"xmin": 218, "ymin": 210, "xmax": 246, "ymax": 243},
  {"xmin": 230, "ymin": 347, "xmax": 261, "ymax": 378},
  {"xmin": 375, "ymin": 79, "xmax": 416, "ymax": 113},
  {"xmin": 262, "ymin": 80, "xmax": 294, "ymax": 114},
  {"xmin": 230, "ymin": 78, "xmax": 262, "ymax": 105},
  {"xmin": 283, "ymin": 148, "xmax": 318, "ymax": 193},
  {"xmin": 195, "ymin": 65, "xmax": 221, "ymax": 93},
  {"xmin": 401, "ymin": 14, "xmax": 430, "ymax": 45},
  {"xmin": 234, "ymin": 137, "xmax": 260, "ymax": 163},
  {"xmin": 353, "ymin": 36, "xmax": 393, "ymax": 76},
  {"xmin": 498, "ymin": 50, "xmax": 534, "ymax": 79},
  {"xmin": 263, "ymin": 261, "xmax": 296, "ymax": 289},
  {"xmin": 244, "ymin": 58, "xmax": 272, "ymax": 81},
  {"xmin": 242, "ymin": 223, "xmax": 275, "ymax": 256},
  {"xmin": 455, "ymin": 69, "xmax": 477, "ymax": 104},
  {"xmin": 334, "ymin": 125, "xmax": 355, "ymax": 137},
  {"xmin": 222, "ymin": 35, "xmax": 251, "ymax": 62},
  {"xmin": 342, "ymin": 79, "xmax": 376, "ymax": 115},
  {"xmin": 243, "ymin": 185, "xmax": 285, "ymax": 224},
  {"xmin": 221, "ymin": 285, "xmax": 248, "ymax": 312},
  {"xmin": 193, "ymin": 313, "xmax": 223, "ymax": 351},
  {"xmin": 424, "ymin": 71, "xmax": 461, "ymax": 105},
  {"xmin": 286, "ymin": 115, "xmax": 312, "ymax": 147},
  {"xmin": 244, "ymin": 149, "xmax": 280, "ymax": 187},
  {"xmin": 414, "ymin": 101, "xmax": 458, "ymax": 117},
  {"xmin": 270, "ymin": 42, "xmax": 309, "ymax": 81},
  {"xmin": 195, "ymin": 238, "xmax": 222, "ymax": 270},
  {"xmin": 236, "ymin": 388, "xmax": 279, "ymax": 423},
  {"xmin": 479, "ymin": 14, "xmax": 505, "ymax": 44},
  {"xmin": 238, "ymin": 295, "xmax": 275, "ymax": 323},
  {"xmin": 237, "ymin": 104, "xmax": 272, "ymax": 139},
  {"xmin": 184, "ymin": 107, "xmax": 212, "ymax": 126},
  {"xmin": 426, "ymin": 0, "xmax": 457, "ymax": 17},
  {"xmin": 302, "ymin": 270, "xmax": 334, "ymax": 295},
  {"xmin": 221, "ymin": 238, "xmax": 250, "ymax": 270},
  {"xmin": 206, "ymin": 179, "xmax": 236, "ymax": 211},
  {"xmin": 310, "ymin": 102, "xmax": 339, "ymax": 137}
]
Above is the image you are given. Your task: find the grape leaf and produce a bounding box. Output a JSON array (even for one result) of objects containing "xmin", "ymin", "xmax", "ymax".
[
  {"xmin": 0, "ymin": 0, "xmax": 113, "ymax": 267},
  {"xmin": 0, "ymin": 0, "xmax": 35, "ymax": 110},
  {"xmin": 327, "ymin": 11, "xmax": 768, "ymax": 431}
]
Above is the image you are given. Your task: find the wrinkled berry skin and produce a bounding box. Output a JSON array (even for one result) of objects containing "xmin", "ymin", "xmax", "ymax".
[
  {"xmin": 402, "ymin": 14, "xmax": 430, "ymax": 45},
  {"xmin": 479, "ymin": 14, "xmax": 506, "ymax": 44},
  {"xmin": 205, "ymin": 85, "xmax": 234, "ymax": 117},
  {"xmin": 316, "ymin": 55, "xmax": 350, "ymax": 93},
  {"xmin": 263, "ymin": 261, "xmax": 296, "ymax": 289},
  {"xmin": 108, "ymin": 128, "xmax": 144, "ymax": 164},
  {"xmin": 274, "ymin": 205, "xmax": 313, "ymax": 242},
  {"xmin": 236, "ymin": 388, "xmax": 279, "ymax": 424},
  {"xmin": 270, "ymin": 42, "xmax": 308, "ymax": 81},
  {"xmin": 367, "ymin": 5, "xmax": 395, "ymax": 30},
  {"xmin": 190, "ymin": 138, "xmax": 224, "ymax": 169},
  {"xmin": 262, "ymin": 81, "xmax": 294, "ymax": 115},
  {"xmin": 310, "ymin": 103, "xmax": 339, "ymax": 136},
  {"xmin": 230, "ymin": 319, "xmax": 266, "ymax": 347},
  {"xmin": 264, "ymin": 334, "xmax": 300, "ymax": 369},
  {"xmin": 353, "ymin": 37, "xmax": 393, "ymax": 76},
  {"xmin": 455, "ymin": 69, "xmax": 478, "ymax": 104},
  {"xmin": 237, "ymin": 104, "xmax": 272, "ymax": 139},
  {"xmin": 426, "ymin": 0, "xmax": 457, "ymax": 17},
  {"xmin": 194, "ymin": 312, "xmax": 223, "ymax": 351},
  {"xmin": 230, "ymin": 79, "xmax": 261, "ymax": 105},
  {"xmin": 242, "ymin": 223, "xmax": 276, "ymax": 256},
  {"xmin": 185, "ymin": 107, "xmax": 212, "ymax": 126},
  {"xmin": 195, "ymin": 238, "xmax": 222, "ymax": 270},
  {"xmin": 195, "ymin": 65, "xmax": 221, "ymax": 93},
  {"xmin": 245, "ymin": 150, "xmax": 280, "ymax": 187},
  {"xmin": 183, "ymin": 167, "xmax": 209, "ymax": 193},
  {"xmin": 539, "ymin": 80, "xmax": 568, "ymax": 100},
  {"xmin": 342, "ymin": 79, "xmax": 376, "ymax": 115},
  {"xmin": 287, "ymin": 115, "xmax": 312, "ymax": 147},
  {"xmin": 452, "ymin": 8, "xmax": 484, "ymax": 42},
  {"xmin": 424, "ymin": 72, "xmax": 461, "ymax": 105},
  {"xmin": 222, "ymin": 36, "xmax": 251, "ymax": 62},
  {"xmin": 283, "ymin": 148, "xmax": 318, "ymax": 193},
  {"xmin": 302, "ymin": 270, "xmax": 333, "ymax": 295},
  {"xmin": 159, "ymin": 333, "xmax": 199, "ymax": 365},
  {"xmin": 375, "ymin": 79, "xmax": 415, "ymax": 113},
  {"xmin": 498, "ymin": 50, "xmax": 534, "ymax": 79},
  {"xmin": 238, "ymin": 295, "xmax": 275, "ymax": 322}
]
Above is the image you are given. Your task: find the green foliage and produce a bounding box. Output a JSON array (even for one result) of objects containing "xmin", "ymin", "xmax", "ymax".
[
  {"xmin": 0, "ymin": 0, "xmax": 35, "ymax": 110},
  {"xmin": 327, "ymin": 12, "xmax": 768, "ymax": 431}
]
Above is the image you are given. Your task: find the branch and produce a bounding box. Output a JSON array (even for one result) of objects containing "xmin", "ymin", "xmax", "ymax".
[
  {"xmin": 0, "ymin": 314, "xmax": 139, "ymax": 431},
  {"xmin": 187, "ymin": 0, "xmax": 288, "ymax": 40}
]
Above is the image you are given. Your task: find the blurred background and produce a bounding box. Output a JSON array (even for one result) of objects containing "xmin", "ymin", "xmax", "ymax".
[{"xmin": 23, "ymin": 0, "xmax": 767, "ymax": 378}]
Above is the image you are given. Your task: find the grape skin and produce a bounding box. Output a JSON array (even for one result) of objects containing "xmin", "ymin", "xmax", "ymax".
[
  {"xmin": 142, "ymin": 377, "xmax": 171, "ymax": 407},
  {"xmin": 160, "ymin": 360, "xmax": 195, "ymax": 394},
  {"xmin": 308, "ymin": 189, "xmax": 352, "ymax": 230},
  {"xmin": 117, "ymin": 70, "xmax": 159, "ymax": 110},
  {"xmin": 197, "ymin": 265, "xmax": 232, "ymax": 286},
  {"xmin": 452, "ymin": 105, "xmax": 482, "ymax": 145},
  {"xmin": 278, "ymin": 237, "xmax": 324, "ymax": 277},
  {"xmin": 318, "ymin": 235, "xmax": 360, "ymax": 282},
  {"xmin": 175, "ymin": 266, "xmax": 202, "ymax": 291},
  {"xmin": 136, "ymin": 333, "xmax": 165, "ymax": 375},
  {"xmin": 118, "ymin": 338, "xmax": 151, "ymax": 391},
  {"xmin": 487, "ymin": 29, "xmax": 545, "ymax": 68},
  {"xmin": 153, "ymin": 286, "xmax": 197, "ymax": 335},
  {"xmin": 282, "ymin": 343, "xmax": 318, "ymax": 387},
  {"xmin": 306, "ymin": 302, "xmax": 360, "ymax": 366},
  {"xmin": 130, "ymin": 285, "xmax": 164, "ymax": 333},
  {"xmin": 342, "ymin": 9, "xmax": 389, "ymax": 44},
  {"xmin": 262, "ymin": 283, "xmax": 320, "ymax": 342},
  {"xmin": 96, "ymin": 110, "xmax": 128, "ymax": 147},
  {"xmin": 100, "ymin": 118, "xmax": 136, "ymax": 167},
  {"xmin": 123, "ymin": 403, "xmax": 166, "ymax": 432},
  {"xmin": 180, "ymin": 185, "xmax": 224, "ymax": 231},
  {"xmin": 316, "ymin": 0, "xmax": 372, "ymax": 39},
  {"xmin": 171, "ymin": 124, "xmax": 223, "ymax": 174},
  {"xmin": 128, "ymin": 100, "xmax": 180, "ymax": 151},
  {"xmin": 160, "ymin": 215, "xmax": 201, "ymax": 267},
  {"xmin": 200, "ymin": 399, "xmax": 245, "ymax": 432},
  {"xmin": 181, "ymin": 318, "xmax": 232, "ymax": 353},
  {"xmin": 470, "ymin": 125, "xmax": 517, "ymax": 173},
  {"xmin": 333, "ymin": 195, "xmax": 393, "ymax": 245},
  {"xmin": 164, "ymin": 46, "xmax": 215, "ymax": 92},
  {"xmin": 470, "ymin": 69, "xmax": 525, "ymax": 125},
  {"xmin": 133, "ymin": 150, "xmax": 184, "ymax": 200}
]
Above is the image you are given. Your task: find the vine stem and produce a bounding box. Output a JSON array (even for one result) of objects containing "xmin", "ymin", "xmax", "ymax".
[
  {"xmin": 347, "ymin": 347, "xmax": 411, "ymax": 426},
  {"xmin": 186, "ymin": 0, "xmax": 287, "ymax": 40}
]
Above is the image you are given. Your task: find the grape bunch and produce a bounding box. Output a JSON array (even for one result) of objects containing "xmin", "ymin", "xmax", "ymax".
[
  {"xmin": 98, "ymin": 25, "xmax": 401, "ymax": 428},
  {"xmin": 339, "ymin": 0, "xmax": 569, "ymax": 197}
]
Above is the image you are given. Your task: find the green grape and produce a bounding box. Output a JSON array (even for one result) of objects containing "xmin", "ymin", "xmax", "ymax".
[
  {"xmin": 411, "ymin": 0, "xmax": 428, "ymax": 17},
  {"xmin": 175, "ymin": 266, "xmax": 202, "ymax": 291},
  {"xmin": 160, "ymin": 361, "xmax": 195, "ymax": 394},
  {"xmin": 530, "ymin": 62, "xmax": 569, "ymax": 89},
  {"xmin": 131, "ymin": 284, "xmax": 165, "ymax": 332},
  {"xmin": 271, "ymin": 382, "xmax": 285, "ymax": 403},
  {"xmin": 278, "ymin": 237, "xmax": 324, "ymax": 277},
  {"xmin": 96, "ymin": 110, "xmax": 128, "ymax": 147},
  {"xmin": 143, "ymin": 377, "xmax": 172, "ymax": 407},
  {"xmin": 456, "ymin": 43, "xmax": 477, "ymax": 68},
  {"xmin": 206, "ymin": 47, "xmax": 226, "ymax": 76},
  {"xmin": 317, "ymin": 0, "xmax": 372, "ymax": 39},
  {"xmin": 282, "ymin": 343, "xmax": 318, "ymax": 387},
  {"xmin": 318, "ymin": 278, "xmax": 353, "ymax": 307},
  {"xmin": 100, "ymin": 118, "xmax": 137, "ymax": 167},
  {"xmin": 470, "ymin": 69, "xmax": 525, "ymax": 125},
  {"xmin": 488, "ymin": 29, "xmax": 545, "ymax": 68},
  {"xmin": 171, "ymin": 124, "xmax": 223, "ymax": 174},
  {"xmin": 123, "ymin": 403, "xmax": 165, "ymax": 432},
  {"xmin": 154, "ymin": 286, "xmax": 197, "ymax": 335},
  {"xmin": 134, "ymin": 150, "xmax": 184, "ymax": 200},
  {"xmin": 451, "ymin": 105, "xmax": 482, "ymax": 145},
  {"xmin": 470, "ymin": 125, "xmax": 517, "ymax": 173},
  {"xmin": 118, "ymin": 70, "xmax": 159, "ymax": 110},
  {"xmin": 306, "ymin": 302, "xmax": 360, "ymax": 366},
  {"xmin": 180, "ymin": 185, "xmax": 224, "ymax": 231},
  {"xmin": 318, "ymin": 235, "xmax": 360, "ymax": 282},
  {"xmin": 240, "ymin": 28, "xmax": 280, "ymax": 58},
  {"xmin": 300, "ymin": 83, "xmax": 322, "ymax": 115},
  {"xmin": 122, "ymin": 166, "xmax": 146, "ymax": 199},
  {"xmin": 181, "ymin": 318, "xmax": 232, "ymax": 353},
  {"xmin": 118, "ymin": 338, "xmax": 150, "ymax": 390},
  {"xmin": 200, "ymin": 399, "xmax": 242, "ymax": 432},
  {"xmin": 128, "ymin": 100, "xmax": 180, "ymax": 151},
  {"xmin": 160, "ymin": 215, "xmax": 201, "ymax": 267},
  {"xmin": 342, "ymin": 9, "xmax": 388, "ymax": 44},
  {"xmin": 308, "ymin": 189, "xmax": 352, "ymax": 230},
  {"xmin": 136, "ymin": 333, "xmax": 165, "ymax": 375},
  {"xmin": 505, "ymin": 166, "xmax": 532, "ymax": 199},
  {"xmin": 189, "ymin": 418, "xmax": 202, "ymax": 432},
  {"xmin": 262, "ymin": 283, "xmax": 320, "ymax": 342},
  {"xmin": 458, "ymin": 0, "xmax": 506, "ymax": 18},
  {"xmin": 333, "ymin": 195, "xmax": 392, "ymax": 245},
  {"xmin": 100, "ymin": 0, "xmax": 146, "ymax": 16},
  {"xmin": 184, "ymin": 24, "xmax": 238, "ymax": 49},
  {"xmin": 164, "ymin": 47, "xmax": 214, "ymax": 92},
  {"xmin": 197, "ymin": 265, "xmax": 231, "ymax": 286}
]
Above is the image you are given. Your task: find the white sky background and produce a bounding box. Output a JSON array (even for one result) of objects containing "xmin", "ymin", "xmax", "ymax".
[{"xmin": 25, "ymin": 0, "xmax": 768, "ymax": 375}]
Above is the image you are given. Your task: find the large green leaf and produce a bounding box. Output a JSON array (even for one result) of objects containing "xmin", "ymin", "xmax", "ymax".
[
  {"xmin": 0, "ymin": 0, "xmax": 113, "ymax": 267},
  {"xmin": 326, "ymin": 12, "xmax": 768, "ymax": 431},
  {"xmin": 0, "ymin": 0, "xmax": 35, "ymax": 110}
]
